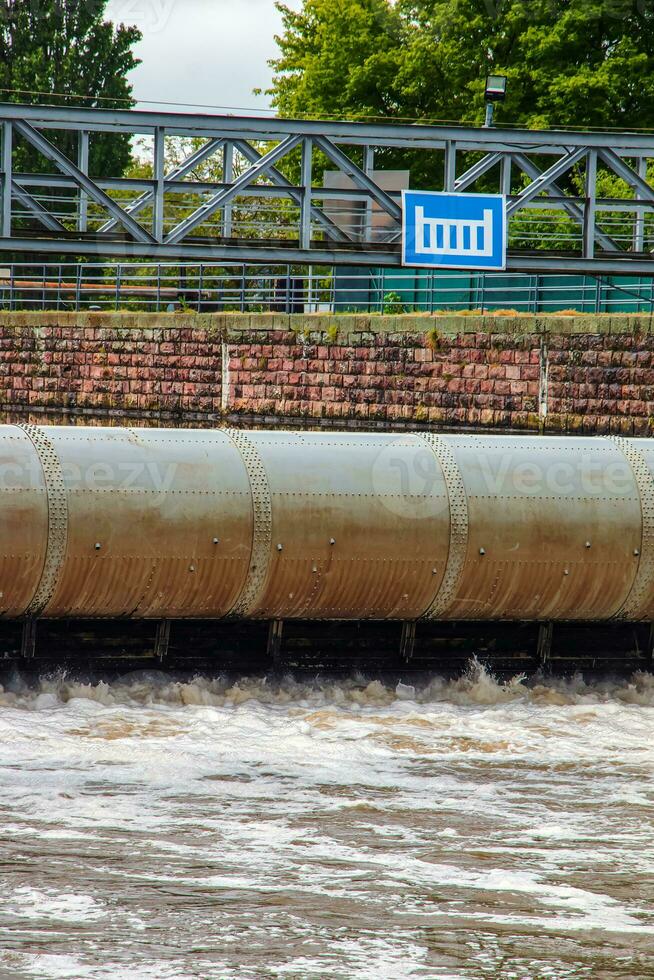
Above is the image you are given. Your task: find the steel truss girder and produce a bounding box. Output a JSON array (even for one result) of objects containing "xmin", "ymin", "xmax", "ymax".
[
  {"xmin": 13, "ymin": 119, "xmax": 155, "ymax": 244},
  {"xmin": 99, "ymin": 136, "xmax": 225, "ymax": 233},
  {"xmin": 0, "ymin": 103, "xmax": 654, "ymax": 271},
  {"xmin": 165, "ymin": 134, "xmax": 303, "ymax": 244},
  {"xmin": 510, "ymin": 152, "xmax": 619, "ymax": 254}
]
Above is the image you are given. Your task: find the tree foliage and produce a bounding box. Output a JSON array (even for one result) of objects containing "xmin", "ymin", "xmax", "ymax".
[
  {"xmin": 270, "ymin": 0, "xmax": 654, "ymax": 131},
  {"xmin": 0, "ymin": 0, "xmax": 141, "ymax": 175}
]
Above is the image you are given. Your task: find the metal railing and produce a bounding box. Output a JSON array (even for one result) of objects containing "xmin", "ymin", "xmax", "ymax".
[{"xmin": 1, "ymin": 262, "xmax": 653, "ymax": 314}]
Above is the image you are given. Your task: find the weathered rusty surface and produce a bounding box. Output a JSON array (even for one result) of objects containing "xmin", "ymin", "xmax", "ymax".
[
  {"xmin": 238, "ymin": 431, "xmax": 450, "ymax": 620},
  {"xmin": 441, "ymin": 435, "xmax": 641, "ymax": 621},
  {"xmin": 38, "ymin": 427, "xmax": 253, "ymax": 618},
  {"xmin": 3, "ymin": 424, "xmax": 654, "ymax": 623},
  {"xmin": 0, "ymin": 426, "xmax": 48, "ymax": 617}
]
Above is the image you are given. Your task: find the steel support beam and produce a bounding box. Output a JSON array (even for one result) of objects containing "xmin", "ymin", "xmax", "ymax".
[
  {"xmin": 506, "ymin": 148, "xmax": 587, "ymax": 217},
  {"xmin": 165, "ymin": 134, "xmax": 303, "ymax": 244},
  {"xmin": 511, "ymin": 152, "xmax": 619, "ymax": 252},
  {"xmin": 634, "ymin": 157, "xmax": 648, "ymax": 252},
  {"xmin": 4, "ymin": 101, "xmax": 654, "ymax": 156},
  {"xmin": 153, "ymin": 127, "xmax": 166, "ymax": 241},
  {"xmin": 300, "ymin": 138, "xmax": 312, "ymax": 250},
  {"xmin": 314, "ymin": 135, "xmax": 402, "ymax": 222},
  {"xmin": 11, "ymin": 180, "xmax": 67, "ymax": 232},
  {"xmin": 222, "ymin": 142, "xmax": 233, "ymax": 238},
  {"xmin": 14, "ymin": 120, "xmax": 156, "ymax": 244},
  {"xmin": 233, "ymin": 138, "xmax": 352, "ymax": 243},
  {"xmin": 1, "ymin": 120, "xmax": 11, "ymax": 237},
  {"xmin": 77, "ymin": 130, "xmax": 89, "ymax": 233},
  {"xmin": 3, "ymin": 233, "xmax": 654, "ymax": 275},
  {"xmin": 584, "ymin": 150, "xmax": 597, "ymax": 259},
  {"xmin": 99, "ymin": 136, "xmax": 225, "ymax": 233}
]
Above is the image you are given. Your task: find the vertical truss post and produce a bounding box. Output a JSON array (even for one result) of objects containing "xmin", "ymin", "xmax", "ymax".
[
  {"xmin": 300, "ymin": 137, "xmax": 313, "ymax": 250},
  {"xmin": 633, "ymin": 157, "xmax": 648, "ymax": 252},
  {"xmin": 501, "ymin": 154, "xmax": 512, "ymax": 196},
  {"xmin": 444, "ymin": 140, "xmax": 456, "ymax": 191},
  {"xmin": 583, "ymin": 150, "xmax": 597, "ymax": 259},
  {"xmin": 1, "ymin": 121, "xmax": 12, "ymax": 237},
  {"xmin": 222, "ymin": 142, "xmax": 233, "ymax": 238},
  {"xmin": 153, "ymin": 127, "xmax": 165, "ymax": 242},
  {"xmin": 363, "ymin": 144, "xmax": 374, "ymax": 242},
  {"xmin": 77, "ymin": 130, "xmax": 89, "ymax": 233}
]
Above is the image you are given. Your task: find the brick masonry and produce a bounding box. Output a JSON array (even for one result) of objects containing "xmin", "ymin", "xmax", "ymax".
[{"xmin": 2, "ymin": 311, "xmax": 654, "ymax": 434}]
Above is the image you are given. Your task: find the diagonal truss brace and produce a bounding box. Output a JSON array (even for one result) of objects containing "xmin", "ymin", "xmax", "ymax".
[
  {"xmin": 454, "ymin": 151, "xmax": 504, "ymax": 191},
  {"xmin": 12, "ymin": 179, "xmax": 66, "ymax": 232},
  {"xmin": 99, "ymin": 136, "xmax": 225, "ymax": 233},
  {"xmin": 313, "ymin": 135, "xmax": 402, "ymax": 222},
  {"xmin": 598, "ymin": 147, "xmax": 654, "ymax": 204},
  {"xmin": 165, "ymin": 134, "xmax": 302, "ymax": 244},
  {"xmin": 506, "ymin": 147, "xmax": 588, "ymax": 217},
  {"xmin": 511, "ymin": 152, "xmax": 619, "ymax": 252},
  {"xmin": 13, "ymin": 120, "xmax": 156, "ymax": 244},
  {"xmin": 232, "ymin": 138, "xmax": 353, "ymax": 244}
]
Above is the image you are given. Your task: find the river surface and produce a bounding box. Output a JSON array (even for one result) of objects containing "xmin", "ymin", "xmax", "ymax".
[{"xmin": 0, "ymin": 664, "xmax": 653, "ymax": 979}]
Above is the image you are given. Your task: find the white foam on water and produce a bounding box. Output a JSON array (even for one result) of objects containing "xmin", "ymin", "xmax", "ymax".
[{"xmin": 0, "ymin": 663, "xmax": 653, "ymax": 977}]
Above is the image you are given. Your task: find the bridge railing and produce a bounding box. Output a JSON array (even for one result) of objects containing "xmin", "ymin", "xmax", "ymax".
[{"xmin": 1, "ymin": 262, "xmax": 652, "ymax": 314}]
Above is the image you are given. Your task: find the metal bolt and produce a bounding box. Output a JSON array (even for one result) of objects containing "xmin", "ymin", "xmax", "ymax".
[
  {"xmin": 479, "ymin": 548, "xmax": 486, "ymax": 556},
  {"xmin": 189, "ymin": 565, "xmax": 195, "ymax": 572},
  {"xmin": 94, "ymin": 543, "xmax": 101, "ymax": 551},
  {"xmin": 277, "ymin": 543, "xmax": 283, "ymax": 552},
  {"xmin": 330, "ymin": 538, "xmax": 336, "ymax": 546},
  {"xmin": 213, "ymin": 537, "xmax": 219, "ymax": 545},
  {"xmin": 585, "ymin": 541, "xmax": 591, "ymax": 549},
  {"xmin": 564, "ymin": 569, "xmax": 569, "ymax": 576},
  {"xmin": 634, "ymin": 549, "xmax": 640, "ymax": 557}
]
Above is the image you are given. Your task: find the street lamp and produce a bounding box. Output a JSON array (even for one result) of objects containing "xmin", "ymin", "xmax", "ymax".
[{"xmin": 484, "ymin": 74, "xmax": 507, "ymax": 128}]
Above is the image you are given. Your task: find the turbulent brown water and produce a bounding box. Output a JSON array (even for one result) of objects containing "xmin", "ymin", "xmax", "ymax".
[{"xmin": 0, "ymin": 663, "xmax": 653, "ymax": 979}]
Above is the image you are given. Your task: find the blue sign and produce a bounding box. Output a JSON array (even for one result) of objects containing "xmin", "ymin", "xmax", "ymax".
[{"xmin": 402, "ymin": 190, "xmax": 506, "ymax": 271}]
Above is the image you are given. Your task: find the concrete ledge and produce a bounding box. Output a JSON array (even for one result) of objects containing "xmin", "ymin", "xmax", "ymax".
[{"xmin": 1, "ymin": 310, "xmax": 653, "ymax": 338}]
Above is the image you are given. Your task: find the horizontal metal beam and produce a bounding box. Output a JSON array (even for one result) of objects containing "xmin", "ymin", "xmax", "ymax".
[
  {"xmin": 2, "ymin": 234, "xmax": 654, "ymax": 275},
  {"xmin": 2, "ymin": 102, "xmax": 654, "ymax": 155}
]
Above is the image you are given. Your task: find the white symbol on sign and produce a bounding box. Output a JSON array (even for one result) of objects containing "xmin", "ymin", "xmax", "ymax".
[{"xmin": 415, "ymin": 205, "xmax": 494, "ymax": 258}]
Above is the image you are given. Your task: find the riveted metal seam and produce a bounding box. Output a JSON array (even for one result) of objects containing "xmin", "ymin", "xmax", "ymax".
[
  {"xmin": 610, "ymin": 436, "xmax": 654, "ymax": 621},
  {"xmin": 18, "ymin": 423, "xmax": 68, "ymax": 617},
  {"xmin": 418, "ymin": 434, "xmax": 469, "ymax": 619},
  {"xmin": 225, "ymin": 428, "xmax": 272, "ymax": 618}
]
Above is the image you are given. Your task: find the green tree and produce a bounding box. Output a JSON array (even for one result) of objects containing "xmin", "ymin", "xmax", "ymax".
[
  {"xmin": 0, "ymin": 0, "xmax": 141, "ymax": 176},
  {"xmin": 270, "ymin": 0, "xmax": 654, "ymax": 131}
]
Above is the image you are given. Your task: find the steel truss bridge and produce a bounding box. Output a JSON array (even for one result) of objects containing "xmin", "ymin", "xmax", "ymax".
[{"xmin": 2, "ymin": 102, "xmax": 654, "ymax": 274}]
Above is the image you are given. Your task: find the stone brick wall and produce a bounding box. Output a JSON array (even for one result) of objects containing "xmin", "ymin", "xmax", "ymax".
[{"xmin": 1, "ymin": 311, "xmax": 653, "ymax": 434}]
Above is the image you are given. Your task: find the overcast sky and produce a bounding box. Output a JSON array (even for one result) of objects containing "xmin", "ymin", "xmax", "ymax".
[{"xmin": 104, "ymin": 0, "xmax": 301, "ymax": 114}]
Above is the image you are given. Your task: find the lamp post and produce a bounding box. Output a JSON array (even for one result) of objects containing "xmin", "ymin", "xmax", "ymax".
[{"xmin": 484, "ymin": 74, "xmax": 508, "ymax": 128}]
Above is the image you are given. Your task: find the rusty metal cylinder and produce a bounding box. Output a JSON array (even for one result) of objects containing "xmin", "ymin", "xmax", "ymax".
[{"xmin": 1, "ymin": 424, "xmax": 653, "ymax": 623}]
